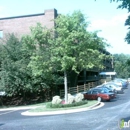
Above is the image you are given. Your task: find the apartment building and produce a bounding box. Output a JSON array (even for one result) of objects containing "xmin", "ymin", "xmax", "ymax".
[{"xmin": 77, "ymin": 49, "xmax": 114, "ymax": 85}]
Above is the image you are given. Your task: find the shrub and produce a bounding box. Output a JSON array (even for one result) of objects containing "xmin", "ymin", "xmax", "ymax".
[
  {"xmin": 67, "ymin": 93, "xmax": 75, "ymax": 104},
  {"xmin": 74, "ymin": 93, "xmax": 84, "ymax": 102},
  {"xmin": 52, "ymin": 95, "xmax": 62, "ymax": 104},
  {"xmin": 46, "ymin": 100, "xmax": 88, "ymax": 108}
]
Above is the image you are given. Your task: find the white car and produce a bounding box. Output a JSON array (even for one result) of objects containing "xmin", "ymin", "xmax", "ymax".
[
  {"xmin": 111, "ymin": 80, "xmax": 123, "ymax": 87},
  {"xmin": 104, "ymin": 82, "xmax": 123, "ymax": 94}
]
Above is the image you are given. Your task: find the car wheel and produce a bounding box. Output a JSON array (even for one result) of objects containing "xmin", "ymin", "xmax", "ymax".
[{"xmin": 97, "ymin": 97, "xmax": 102, "ymax": 102}]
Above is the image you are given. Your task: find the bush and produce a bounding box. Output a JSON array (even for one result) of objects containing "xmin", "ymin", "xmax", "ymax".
[
  {"xmin": 50, "ymin": 93, "xmax": 84, "ymax": 108},
  {"xmin": 74, "ymin": 93, "xmax": 84, "ymax": 102},
  {"xmin": 46, "ymin": 100, "xmax": 88, "ymax": 108},
  {"xmin": 67, "ymin": 93, "xmax": 75, "ymax": 104},
  {"xmin": 52, "ymin": 95, "xmax": 62, "ymax": 104}
]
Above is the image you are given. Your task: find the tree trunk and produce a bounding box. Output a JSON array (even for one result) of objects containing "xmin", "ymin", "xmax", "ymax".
[{"xmin": 64, "ymin": 71, "xmax": 68, "ymax": 103}]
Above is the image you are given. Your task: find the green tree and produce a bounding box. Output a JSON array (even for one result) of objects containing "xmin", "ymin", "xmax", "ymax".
[
  {"xmin": 111, "ymin": 0, "xmax": 130, "ymax": 43},
  {"xmin": 0, "ymin": 34, "xmax": 53, "ymax": 100},
  {"xmin": 24, "ymin": 11, "xmax": 109, "ymax": 103},
  {"xmin": 0, "ymin": 43, "xmax": 6, "ymax": 91},
  {"xmin": 0, "ymin": 34, "xmax": 31, "ymax": 97},
  {"xmin": 111, "ymin": 0, "xmax": 130, "ymax": 11},
  {"xmin": 22, "ymin": 23, "xmax": 60, "ymax": 98},
  {"xmin": 114, "ymin": 54, "xmax": 130, "ymax": 78},
  {"xmin": 53, "ymin": 11, "xmax": 108, "ymax": 102}
]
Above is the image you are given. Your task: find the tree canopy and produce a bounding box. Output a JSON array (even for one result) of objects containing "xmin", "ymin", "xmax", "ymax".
[
  {"xmin": 0, "ymin": 10, "xmax": 110, "ymax": 103},
  {"xmin": 111, "ymin": 0, "xmax": 130, "ymax": 43},
  {"xmin": 22, "ymin": 11, "xmax": 109, "ymax": 102},
  {"xmin": 0, "ymin": 34, "xmax": 54, "ymax": 99},
  {"xmin": 53, "ymin": 11, "xmax": 107, "ymax": 73},
  {"xmin": 113, "ymin": 53, "xmax": 130, "ymax": 78},
  {"xmin": 111, "ymin": 0, "xmax": 130, "ymax": 11},
  {"xmin": 24, "ymin": 11, "xmax": 109, "ymax": 85}
]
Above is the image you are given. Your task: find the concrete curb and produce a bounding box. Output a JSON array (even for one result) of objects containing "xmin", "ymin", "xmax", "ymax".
[{"xmin": 21, "ymin": 102, "xmax": 104, "ymax": 116}]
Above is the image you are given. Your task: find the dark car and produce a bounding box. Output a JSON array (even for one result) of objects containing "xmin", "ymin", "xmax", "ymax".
[{"xmin": 83, "ymin": 88, "xmax": 116, "ymax": 101}]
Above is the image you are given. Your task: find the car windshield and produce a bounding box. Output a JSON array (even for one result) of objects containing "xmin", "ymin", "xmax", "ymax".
[
  {"xmin": 109, "ymin": 83, "xmax": 119, "ymax": 87},
  {"xmin": 104, "ymin": 84, "xmax": 114, "ymax": 88},
  {"xmin": 102, "ymin": 85, "xmax": 112, "ymax": 90}
]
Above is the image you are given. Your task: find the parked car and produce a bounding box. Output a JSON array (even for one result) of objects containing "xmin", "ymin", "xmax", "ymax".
[
  {"xmin": 119, "ymin": 78, "xmax": 129, "ymax": 87},
  {"xmin": 104, "ymin": 82, "xmax": 124, "ymax": 94},
  {"xmin": 96, "ymin": 84, "xmax": 117, "ymax": 94},
  {"xmin": 127, "ymin": 78, "xmax": 130, "ymax": 83},
  {"xmin": 111, "ymin": 80, "xmax": 122, "ymax": 87},
  {"xmin": 83, "ymin": 88, "xmax": 116, "ymax": 101},
  {"xmin": 113, "ymin": 79, "xmax": 128, "ymax": 89}
]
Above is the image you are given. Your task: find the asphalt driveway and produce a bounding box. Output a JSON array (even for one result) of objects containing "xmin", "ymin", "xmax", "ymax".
[{"xmin": 0, "ymin": 85, "xmax": 130, "ymax": 130}]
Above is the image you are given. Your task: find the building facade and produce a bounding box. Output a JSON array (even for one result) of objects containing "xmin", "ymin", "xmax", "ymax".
[
  {"xmin": 77, "ymin": 50, "xmax": 114, "ymax": 86},
  {"xmin": 0, "ymin": 9, "xmax": 58, "ymax": 40}
]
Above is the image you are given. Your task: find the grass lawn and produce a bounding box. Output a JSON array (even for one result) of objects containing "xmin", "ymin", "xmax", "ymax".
[{"xmin": 29, "ymin": 100, "xmax": 99, "ymax": 112}]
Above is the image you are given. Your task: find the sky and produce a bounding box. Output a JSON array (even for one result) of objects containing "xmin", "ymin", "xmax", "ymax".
[{"xmin": 0, "ymin": 0, "xmax": 130, "ymax": 54}]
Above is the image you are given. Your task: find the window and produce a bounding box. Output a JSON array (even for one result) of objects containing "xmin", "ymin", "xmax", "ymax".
[
  {"xmin": 92, "ymin": 90, "xmax": 98, "ymax": 94},
  {"xmin": 87, "ymin": 90, "xmax": 92, "ymax": 94},
  {"xmin": 0, "ymin": 30, "xmax": 3, "ymax": 38}
]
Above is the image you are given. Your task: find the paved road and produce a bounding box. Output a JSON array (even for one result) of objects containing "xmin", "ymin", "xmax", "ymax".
[{"xmin": 0, "ymin": 85, "xmax": 130, "ymax": 130}]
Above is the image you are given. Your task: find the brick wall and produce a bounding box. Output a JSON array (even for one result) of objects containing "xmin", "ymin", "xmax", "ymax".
[{"xmin": 0, "ymin": 9, "xmax": 58, "ymax": 41}]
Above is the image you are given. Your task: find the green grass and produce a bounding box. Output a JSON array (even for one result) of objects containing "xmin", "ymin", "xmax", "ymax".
[
  {"xmin": 29, "ymin": 100, "xmax": 98, "ymax": 112},
  {"xmin": 46, "ymin": 100, "xmax": 88, "ymax": 108}
]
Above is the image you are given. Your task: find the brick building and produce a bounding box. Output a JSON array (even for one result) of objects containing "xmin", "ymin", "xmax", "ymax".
[{"xmin": 0, "ymin": 9, "xmax": 58, "ymax": 40}]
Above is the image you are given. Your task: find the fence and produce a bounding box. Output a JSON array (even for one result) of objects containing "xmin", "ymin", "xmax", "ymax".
[{"xmin": 60, "ymin": 81, "xmax": 100, "ymax": 98}]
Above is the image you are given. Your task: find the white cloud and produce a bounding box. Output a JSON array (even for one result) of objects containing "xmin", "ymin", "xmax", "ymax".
[
  {"xmin": 107, "ymin": 41, "xmax": 130, "ymax": 54},
  {"xmin": 98, "ymin": 25, "xmax": 130, "ymax": 54},
  {"xmin": 88, "ymin": 13, "xmax": 130, "ymax": 54},
  {"xmin": 90, "ymin": 14, "xmax": 129, "ymax": 29},
  {"xmin": 112, "ymin": 14, "xmax": 128, "ymax": 23}
]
